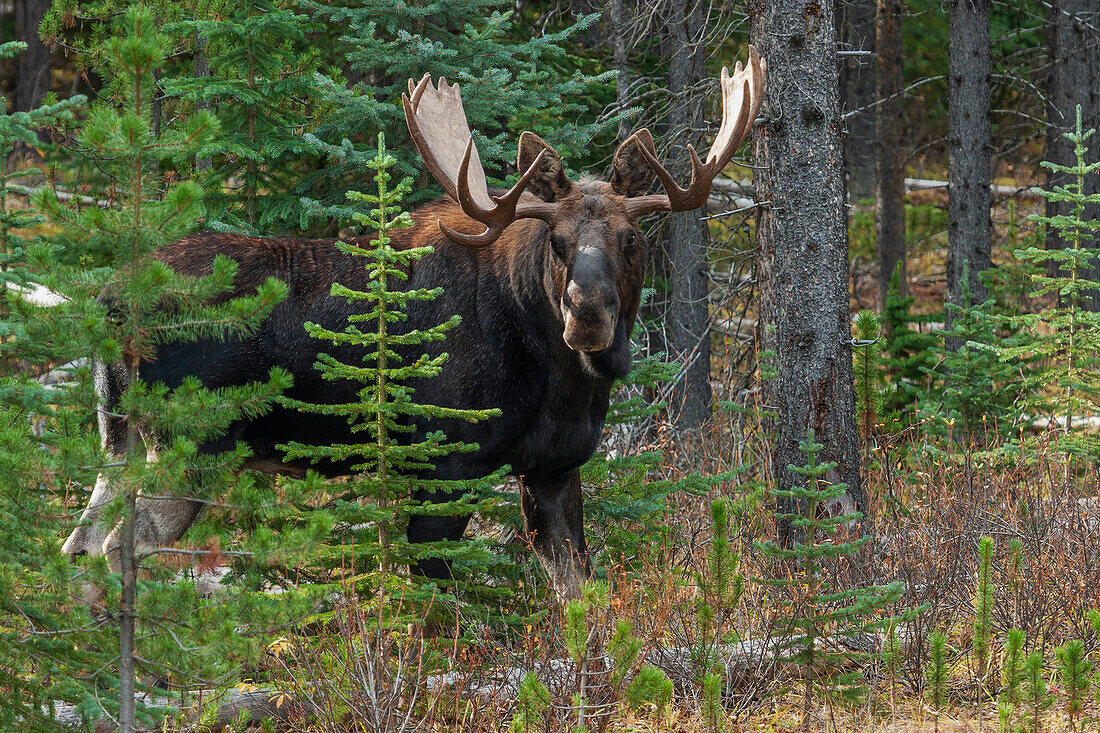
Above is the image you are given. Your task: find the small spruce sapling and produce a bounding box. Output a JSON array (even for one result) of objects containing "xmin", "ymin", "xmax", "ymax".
[
  {"xmin": 992, "ymin": 105, "xmax": 1100, "ymax": 460},
  {"xmin": 755, "ymin": 429, "xmax": 912, "ymax": 730},
  {"xmin": 852, "ymin": 309, "xmax": 884, "ymax": 457},
  {"xmin": 277, "ymin": 133, "xmax": 509, "ymax": 622},
  {"xmin": 881, "ymin": 264, "xmax": 939, "ymax": 421}
]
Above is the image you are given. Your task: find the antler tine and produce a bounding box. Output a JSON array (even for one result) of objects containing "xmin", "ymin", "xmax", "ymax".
[
  {"xmin": 404, "ymin": 74, "xmax": 559, "ymax": 247},
  {"xmin": 626, "ymin": 45, "xmax": 766, "ymax": 217},
  {"xmin": 440, "ymin": 141, "xmax": 554, "ymax": 246}
]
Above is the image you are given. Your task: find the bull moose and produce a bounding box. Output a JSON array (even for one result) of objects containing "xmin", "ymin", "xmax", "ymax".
[{"xmin": 61, "ymin": 48, "xmax": 766, "ymax": 598}]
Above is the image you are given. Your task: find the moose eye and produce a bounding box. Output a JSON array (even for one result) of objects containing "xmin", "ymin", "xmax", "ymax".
[{"xmin": 624, "ymin": 232, "xmax": 637, "ymax": 253}]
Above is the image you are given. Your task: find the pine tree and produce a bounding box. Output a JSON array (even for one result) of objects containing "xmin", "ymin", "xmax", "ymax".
[
  {"xmin": 34, "ymin": 10, "xmax": 328, "ymax": 728},
  {"xmin": 973, "ymin": 535, "xmax": 995, "ymax": 682},
  {"xmin": 693, "ymin": 497, "xmax": 745, "ymax": 674},
  {"xmin": 1022, "ymin": 651, "xmax": 1053, "ymax": 733},
  {"xmin": 756, "ymin": 429, "xmax": 914, "ymax": 729},
  {"xmin": 925, "ymin": 629, "xmax": 949, "ymax": 708},
  {"xmin": 1055, "ymin": 639, "xmax": 1090, "ymax": 732},
  {"xmin": 999, "ymin": 628, "xmax": 1026, "ymax": 732}
]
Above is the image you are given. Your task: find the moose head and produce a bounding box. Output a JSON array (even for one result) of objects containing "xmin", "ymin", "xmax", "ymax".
[{"xmin": 403, "ymin": 48, "xmax": 766, "ymax": 378}]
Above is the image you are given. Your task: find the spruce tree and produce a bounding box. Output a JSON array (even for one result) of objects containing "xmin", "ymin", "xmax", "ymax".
[
  {"xmin": 295, "ymin": 0, "xmax": 613, "ymax": 223},
  {"xmin": 992, "ymin": 105, "xmax": 1100, "ymax": 459},
  {"xmin": 164, "ymin": 2, "xmax": 344, "ymax": 233},
  {"xmin": 881, "ymin": 264, "xmax": 939, "ymax": 422},
  {"xmin": 920, "ymin": 261, "xmax": 1029, "ymax": 445},
  {"xmin": 34, "ymin": 10, "xmax": 328, "ymax": 728},
  {"xmin": 277, "ymin": 134, "xmax": 509, "ymax": 622},
  {"xmin": 756, "ymin": 429, "xmax": 913, "ymax": 729}
]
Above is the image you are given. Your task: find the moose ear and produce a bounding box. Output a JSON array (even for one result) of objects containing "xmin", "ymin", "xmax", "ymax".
[
  {"xmin": 517, "ymin": 131, "xmax": 573, "ymax": 202},
  {"xmin": 610, "ymin": 129, "xmax": 659, "ymax": 198}
]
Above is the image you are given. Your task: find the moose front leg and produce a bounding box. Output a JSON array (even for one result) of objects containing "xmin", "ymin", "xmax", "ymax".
[{"xmin": 521, "ymin": 469, "xmax": 590, "ymax": 600}]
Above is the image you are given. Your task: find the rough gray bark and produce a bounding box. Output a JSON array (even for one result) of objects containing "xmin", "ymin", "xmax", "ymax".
[
  {"xmin": 750, "ymin": 0, "xmax": 863, "ymax": 543},
  {"xmin": 875, "ymin": 0, "xmax": 906, "ymax": 308},
  {"xmin": 13, "ymin": 0, "xmax": 52, "ymax": 113},
  {"xmin": 1046, "ymin": 0, "xmax": 1100, "ymax": 310},
  {"xmin": 838, "ymin": 0, "xmax": 877, "ymax": 200},
  {"xmin": 946, "ymin": 0, "xmax": 992, "ymax": 347},
  {"xmin": 660, "ymin": 0, "xmax": 712, "ymax": 428}
]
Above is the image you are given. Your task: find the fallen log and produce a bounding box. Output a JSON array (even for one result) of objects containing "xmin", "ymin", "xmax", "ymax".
[{"xmin": 50, "ymin": 686, "xmax": 293, "ymax": 731}]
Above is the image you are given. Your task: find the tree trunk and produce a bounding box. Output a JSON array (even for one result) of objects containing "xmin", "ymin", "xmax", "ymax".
[
  {"xmin": 838, "ymin": 0, "xmax": 877, "ymax": 200},
  {"xmin": 607, "ymin": 0, "xmax": 632, "ymax": 145},
  {"xmin": 663, "ymin": 0, "xmax": 712, "ymax": 428},
  {"xmin": 13, "ymin": 0, "xmax": 52, "ymax": 113},
  {"xmin": 750, "ymin": 0, "xmax": 863, "ymax": 544},
  {"xmin": 946, "ymin": 0, "xmax": 992, "ymax": 347},
  {"xmin": 875, "ymin": 0, "xmax": 906, "ymax": 309},
  {"xmin": 1046, "ymin": 0, "xmax": 1100, "ymax": 311}
]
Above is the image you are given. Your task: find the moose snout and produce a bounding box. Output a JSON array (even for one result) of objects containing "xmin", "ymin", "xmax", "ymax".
[{"xmin": 562, "ymin": 280, "xmax": 619, "ymax": 353}]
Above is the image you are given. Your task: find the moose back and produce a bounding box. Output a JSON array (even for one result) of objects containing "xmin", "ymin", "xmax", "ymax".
[{"xmin": 62, "ymin": 49, "xmax": 766, "ymax": 598}]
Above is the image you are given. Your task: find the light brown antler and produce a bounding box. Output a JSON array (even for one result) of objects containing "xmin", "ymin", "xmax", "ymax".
[
  {"xmin": 625, "ymin": 46, "xmax": 767, "ymax": 217},
  {"xmin": 403, "ymin": 75, "xmax": 558, "ymax": 246}
]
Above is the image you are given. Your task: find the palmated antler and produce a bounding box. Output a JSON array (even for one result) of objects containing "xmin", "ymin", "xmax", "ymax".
[
  {"xmin": 624, "ymin": 46, "xmax": 767, "ymax": 218},
  {"xmin": 403, "ymin": 75, "xmax": 559, "ymax": 246}
]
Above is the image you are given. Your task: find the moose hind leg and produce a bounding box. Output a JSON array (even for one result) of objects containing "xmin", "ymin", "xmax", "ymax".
[
  {"xmin": 102, "ymin": 434, "xmax": 204, "ymax": 572},
  {"xmin": 62, "ymin": 362, "xmax": 129, "ymax": 558},
  {"xmin": 521, "ymin": 470, "xmax": 590, "ymax": 600}
]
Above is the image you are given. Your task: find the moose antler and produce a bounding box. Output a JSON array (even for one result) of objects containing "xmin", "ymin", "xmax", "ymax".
[
  {"xmin": 625, "ymin": 46, "xmax": 767, "ymax": 218},
  {"xmin": 403, "ymin": 75, "xmax": 558, "ymax": 246}
]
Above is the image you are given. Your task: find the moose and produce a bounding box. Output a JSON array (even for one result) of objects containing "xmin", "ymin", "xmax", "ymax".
[{"xmin": 61, "ymin": 48, "xmax": 766, "ymax": 598}]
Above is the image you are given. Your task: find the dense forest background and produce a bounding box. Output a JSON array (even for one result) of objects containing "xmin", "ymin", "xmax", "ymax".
[{"xmin": 4, "ymin": 0, "xmax": 1100, "ymax": 731}]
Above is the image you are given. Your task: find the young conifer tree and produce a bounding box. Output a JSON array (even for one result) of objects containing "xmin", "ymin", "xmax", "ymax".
[
  {"xmin": 972, "ymin": 535, "xmax": 995, "ymax": 682},
  {"xmin": 881, "ymin": 264, "xmax": 939, "ymax": 421},
  {"xmin": 0, "ymin": 42, "xmax": 108, "ymax": 731},
  {"xmin": 852, "ymin": 310, "xmax": 884, "ymax": 457},
  {"xmin": 992, "ymin": 105, "xmax": 1100, "ymax": 458},
  {"xmin": 756, "ymin": 429, "xmax": 912, "ymax": 729},
  {"xmin": 920, "ymin": 261, "xmax": 1029, "ymax": 446},
  {"xmin": 277, "ymin": 134, "xmax": 511, "ymax": 621},
  {"xmin": 34, "ymin": 10, "xmax": 329, "ymax": 729}
]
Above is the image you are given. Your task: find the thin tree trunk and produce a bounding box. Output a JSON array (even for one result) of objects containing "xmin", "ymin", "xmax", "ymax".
[
  {"xmin": 13, "ymin": 0, "xmax": 52, "ymax": 114},
  {"xmin": 194, "ymin": 31, "xmax": 212, "ymax": 173},
  {"xmin": 118, "ymin": 421, "xmax": 139, "ymax": 733},
  {"xmin": 838, "ymin": 0, "xmax": 877, "ymax": 200},
  {"xmin": 751, "ymin": 0, "xmax": 863, "ymax": 544},
  {"xmin": 607, "ymin": 0, "xmax": 632, "ymax": 145},
  {"xmin": 946, "ymin": 0, "xmax": 992, "ymax": 348},
  {"xmin": 875, "ymin": 0, "xmax": 906, "ymax": 309},
  {"xmin": 1046, "ymin": 0, "xmax": 1100, "ymax": 310},
  {"xmin": 664, "ymin": 0, "xmax": 712, "ymax": 428}
]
